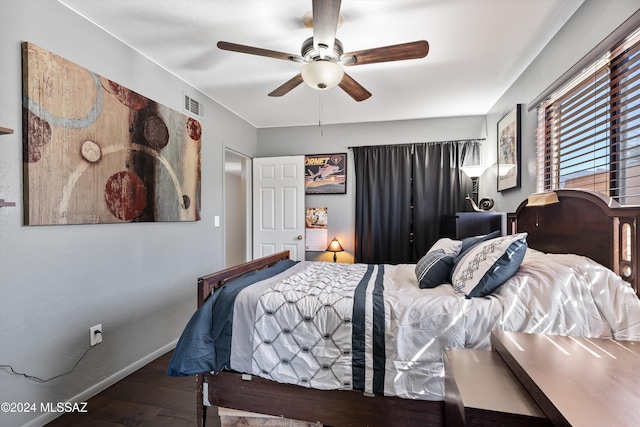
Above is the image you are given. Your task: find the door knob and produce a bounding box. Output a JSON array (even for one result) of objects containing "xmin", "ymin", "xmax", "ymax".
[{"xmin": 297, "ymin": 235, "xmax": 303, "ymax": 240}]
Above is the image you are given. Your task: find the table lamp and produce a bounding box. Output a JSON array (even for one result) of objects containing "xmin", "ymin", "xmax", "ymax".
[{"xmin": 326, "ymin": 237, "xmax": 344, "ymax": 262}]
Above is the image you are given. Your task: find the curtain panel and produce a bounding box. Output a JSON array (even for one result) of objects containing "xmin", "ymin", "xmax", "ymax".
[
  {"xmin": 353, "ymin": 140, "xmax": 480, "ymax": 264},
  {"xmin": 353, "ymin": 144, "xmax": 414, "ymax": 264}
]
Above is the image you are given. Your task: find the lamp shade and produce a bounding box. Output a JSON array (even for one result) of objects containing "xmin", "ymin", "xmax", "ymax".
[
  {"xmin": 326, "ymin": 237, "xmax": 344, "ymax": 252},
  {"xmin": 326, "ymin": 237, "xmax": 344, "ymax": 262},
  {"xmin": 302, "ymin": 61, "xmax": 344, "ymax": 90},
  {"xmin": 460, "ymin": 165, "xmax": 490, "ymax": 179}
]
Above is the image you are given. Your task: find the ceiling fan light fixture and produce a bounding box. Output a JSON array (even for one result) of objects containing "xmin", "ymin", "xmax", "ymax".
[{"xmin": 301, "ymin": 60, "xmax": 344, "ymax": 90}]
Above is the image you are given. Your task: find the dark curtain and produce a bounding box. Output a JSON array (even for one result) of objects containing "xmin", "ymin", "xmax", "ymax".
[
  {"xmin": 353, "ymin": 145, "xmax": 413, "ymax": 264},
  {"xmin": 353, "ymin": 140, "xmax": 480, "ymax": 264},
  {"xmin": 412, "ymin": 141, "xmax": 480, "ymax": 260}
]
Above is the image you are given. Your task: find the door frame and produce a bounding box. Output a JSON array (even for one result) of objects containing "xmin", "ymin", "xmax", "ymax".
[{"xmin": 224, "ymin": 148, "xmax": 252, "ymax": 267}]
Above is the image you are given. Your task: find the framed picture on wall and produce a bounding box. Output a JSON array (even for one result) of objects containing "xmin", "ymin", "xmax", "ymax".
[
  {"xmin": 497, "ymin": 104, "xmax": 521, "ymax": 191},
  {"xmin": 305, "ymin": 207, "xmax": 328, "ymax": 251},
  {"xmin": 21, "ymin": 42, "xmax": 202, "ymax": 225},
  {"xmin": 304, "ymin": 153, "xmax": 347, "ymax": 194}
]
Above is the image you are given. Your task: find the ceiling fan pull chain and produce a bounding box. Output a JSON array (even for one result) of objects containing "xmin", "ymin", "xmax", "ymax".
[{"xmin": 319, "ymin": 92, "xmax": 324, "ymax": 136}]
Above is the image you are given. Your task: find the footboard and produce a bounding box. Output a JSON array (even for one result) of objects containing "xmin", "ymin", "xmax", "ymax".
[
  {"xmin": 204, "ymin": 371, "xmax": 443, "ymax": 427},
  {"xmin": 195, "ymin": 251, "xmax": 291, "ymax": 427},
  {"xmin": 197, "ymin": 251, "xmax": 291, "ymax": 308}
]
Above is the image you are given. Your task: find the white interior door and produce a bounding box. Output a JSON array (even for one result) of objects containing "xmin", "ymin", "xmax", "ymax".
[{"xmin": 253, "ymin": 156, "xmax": 305, "ymax": 261}]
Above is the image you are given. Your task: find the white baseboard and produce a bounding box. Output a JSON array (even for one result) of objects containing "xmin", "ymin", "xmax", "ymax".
[{"xmin": 22, "ymin": 340, "xmax": 177, "ymax": 427}]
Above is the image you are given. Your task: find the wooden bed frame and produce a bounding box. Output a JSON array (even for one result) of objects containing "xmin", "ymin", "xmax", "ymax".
[{"xmin": 193, "ymin": 190, "xmax": 640, "ymax": 427}]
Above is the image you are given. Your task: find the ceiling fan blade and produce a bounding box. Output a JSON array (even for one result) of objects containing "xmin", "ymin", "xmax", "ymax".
[
  {"xmin": 338, "ymin": 73, "xmax": 372, "ymax": 102},
  {"xmin": 217, "ymin": 41, "xmax": 304, "ymax": 63},
  {"xmin": 268, "ymin": 74, "xmax": 304, "ymax": 97},
  {"xmin": 312, "ymin": 0, "xmax": 341, "ymax": 56},
  {"xmin": 342, "ymin": 40, "xmax": 429, "ymax": 66}
]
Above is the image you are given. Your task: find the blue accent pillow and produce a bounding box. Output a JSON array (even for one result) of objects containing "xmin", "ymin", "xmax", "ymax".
[
  {"xmin": 459, "ymin": 230, "xmax": 502, "ymax": 254},
  {"xmin": 415, "ymin": 238, "xmax": 462, "ymax": 288},
  {"xmin": 451, "ymin": 233, "xmax": 528, "ymax": 297},
  {"xmin": 448, "ymin": 230, "xmax": 502, "ymax": 282}
]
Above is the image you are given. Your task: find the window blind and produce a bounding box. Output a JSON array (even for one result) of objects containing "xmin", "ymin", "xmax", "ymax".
[{"xmin": 536, "ymin": 27, "xmax": 640, "ymax": 205}]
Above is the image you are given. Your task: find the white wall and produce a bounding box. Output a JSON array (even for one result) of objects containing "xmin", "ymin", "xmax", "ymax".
[
  {"xmin": 257, "ymin": 116, "xmax": 487, "ymax": 261},
  {"xmin": 481, "ymin": 0, "xmax": 640, "ymax": 212},
  {"xmin": 0, "ymin": 1, "xmax": 257, "ymax": 426}
]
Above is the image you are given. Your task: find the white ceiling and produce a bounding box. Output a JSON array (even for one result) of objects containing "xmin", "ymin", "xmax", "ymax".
[{"xmin": 58, "ymin": 0, "xmax": 584, "ymax": 128}]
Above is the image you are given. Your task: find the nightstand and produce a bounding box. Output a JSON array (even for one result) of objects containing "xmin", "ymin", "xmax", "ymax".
[{"xmin": 441, "ymin": 212, "xmax": 506, "ymax": 239}]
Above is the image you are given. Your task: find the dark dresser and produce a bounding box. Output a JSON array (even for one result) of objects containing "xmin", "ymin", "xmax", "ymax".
[{"xmin": 441, "ymin": 212, "xmax": 507, "ymax": 239}]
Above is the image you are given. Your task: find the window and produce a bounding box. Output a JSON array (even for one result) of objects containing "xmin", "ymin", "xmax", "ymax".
[{"xmin": 536, "ymin": 27, "xmax": 640, "ymax": 205}]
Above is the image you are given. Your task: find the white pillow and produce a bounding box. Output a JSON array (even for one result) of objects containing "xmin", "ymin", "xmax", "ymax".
[{"xmin": 451, "ymin": 233, "xmax": 528, "ymax": 297}]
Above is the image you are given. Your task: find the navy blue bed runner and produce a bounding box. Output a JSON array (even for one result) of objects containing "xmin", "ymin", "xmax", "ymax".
[{"xmin": 351, "ymin": 264, "xmax": 386, "ymax": 394}]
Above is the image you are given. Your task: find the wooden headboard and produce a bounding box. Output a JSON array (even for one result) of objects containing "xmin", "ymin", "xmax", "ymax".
[{"xmin": 508, "ymin": 189, "xmax": 640, "ymax": 296}]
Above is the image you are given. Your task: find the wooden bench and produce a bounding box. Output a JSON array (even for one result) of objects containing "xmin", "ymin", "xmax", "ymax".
[
  {"xmin": 491, "ymin": 331, "xmax": 640, "ymax": 427},
  {"xmin": 444, "ymin": 348, "xmax": 550, "ymax": 426}
]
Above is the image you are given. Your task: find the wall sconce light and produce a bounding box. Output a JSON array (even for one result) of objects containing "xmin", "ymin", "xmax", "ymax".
[
  {"xmin": 526, "ymin": 191, "xmax": 559, "ymax": 227},
  {"xmin": 460, "ymin": 165, "xmax": 493, "ymax": 211},
  {"xmin": 326, "ymin": 237, "xmax": 344, "ymax": 262},
  {"xmin": 526, "ymin": 191, "xmax": 560, "ymax": 207}
]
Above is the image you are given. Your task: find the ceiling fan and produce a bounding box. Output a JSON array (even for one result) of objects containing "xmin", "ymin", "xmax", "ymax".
[{"xmin": 217, "ymin": 0, "xmax": 429, "ymax": 102}]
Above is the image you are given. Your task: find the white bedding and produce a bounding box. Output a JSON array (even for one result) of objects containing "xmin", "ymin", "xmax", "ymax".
[{"xmin": 228, "ymin": 249, "xmax": 640, "ymax": 401}]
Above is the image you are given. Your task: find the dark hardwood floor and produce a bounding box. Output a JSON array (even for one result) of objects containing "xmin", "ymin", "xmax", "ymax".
[{"xmin": 45, "ymin": 350, "xmax": 221, "ymax": 427}]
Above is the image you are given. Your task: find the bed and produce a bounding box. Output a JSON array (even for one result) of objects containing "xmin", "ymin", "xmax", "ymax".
[{"xmin": 168, "ymin": 189, "xmax": 640, "ymax": 427}]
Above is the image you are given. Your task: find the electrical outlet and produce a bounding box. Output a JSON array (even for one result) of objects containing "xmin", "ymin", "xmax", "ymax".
[{"xmin": 90, "ymin": 324, "xmax": 102, "ymax": 346}]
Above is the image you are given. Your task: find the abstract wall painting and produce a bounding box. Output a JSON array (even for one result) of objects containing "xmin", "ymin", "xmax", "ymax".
[{"xmin": 22, "ymin": 42, "xmax": 201, "ymax": 225}]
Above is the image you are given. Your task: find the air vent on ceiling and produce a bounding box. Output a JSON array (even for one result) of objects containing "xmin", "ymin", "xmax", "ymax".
[{"xmin": 184, "ymin": 94, "xmax": 202, "ymax": 116}]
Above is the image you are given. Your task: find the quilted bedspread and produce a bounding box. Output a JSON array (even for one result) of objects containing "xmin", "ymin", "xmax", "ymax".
[{"xmin": 168, "ymin": 249, "xmax": 640, "ymax": 401}]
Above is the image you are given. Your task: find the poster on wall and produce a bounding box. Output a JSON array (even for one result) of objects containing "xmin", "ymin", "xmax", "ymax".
[
  {"xmin": 305, "ymin": 153, "xmax": 347, "ymax": 194},
  {"xmin": 21, "ymin": 42, "xmax": 202, "ymax": 225},
  {"xmin": 305, "ymin": 207, "xmax": 328, "ymax": 251}
]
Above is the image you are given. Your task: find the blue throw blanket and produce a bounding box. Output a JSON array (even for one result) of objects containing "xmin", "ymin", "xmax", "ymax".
[{"xmin": 167, "ymin": 259, "xmax": 298, "ymax": 376}]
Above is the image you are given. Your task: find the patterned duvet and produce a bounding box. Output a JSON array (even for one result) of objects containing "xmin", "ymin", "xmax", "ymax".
[{"xmin": 167, "ymin": 248, "xmax": 640, "ymax": 401}]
